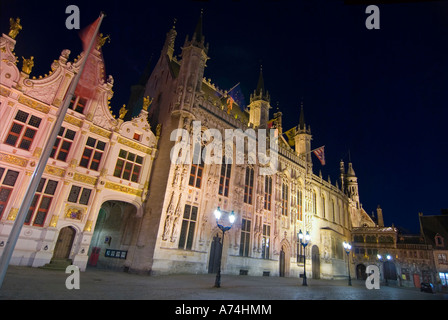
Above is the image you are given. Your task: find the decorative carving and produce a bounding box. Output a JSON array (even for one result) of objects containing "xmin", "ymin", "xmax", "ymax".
[
  {"xmin": 73, "ymin": 172, "xmax": 97, "ymax": 185},
  {"xmin": 119, "ymin": 104, "xmax": 128, "ymax": 119},
  {"xmin": 104, "ymin": 181, "xmax": 142, "ymax": 196},
  {"xmin": 21, "ymin": 56, "xmax": 34, "ymax": 74},
  {"xmin": 84, "ymin": 220, "xmax": 93, "ymax": 232},
  {"xmin": 18, "ymin": 95, "xmax": 50, "ymax": 114},
  {"xmin": 8, "ymin": 18, "xmax": 22, "ymax": 39},
  {"xmin": 142, "ymin": 96, "xmax": 153, "ymax": 111},
  {"xmin": 7, "ymin": 208, "xmax": 18, "ymax": 221},
  {"xmin": 96, "ymin": 33, "xmax": 111, "ymax": 50},
  {"xmin": 0, "ymin": 152, "xmax": 28, "ymax": 167}
]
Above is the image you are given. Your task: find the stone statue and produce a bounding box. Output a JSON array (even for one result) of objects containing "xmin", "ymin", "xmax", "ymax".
[
  {"xmin": 21, "ymin": 56, "xmax": 34, "ymax": 74},
  {"xmin": 8, "ymin": 18, "xmax": 22, "ymax": 39}
]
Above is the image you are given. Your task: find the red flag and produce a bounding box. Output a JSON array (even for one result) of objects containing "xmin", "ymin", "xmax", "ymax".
[
  {"xmin": 75, "ymin": 17, "xmax": 103, "ymax": 100},
  {"xmin": 313, "ymin": 146, "xmax": 325, "ymax": 165}
]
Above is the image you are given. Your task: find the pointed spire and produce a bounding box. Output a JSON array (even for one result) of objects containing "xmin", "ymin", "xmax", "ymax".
[
  {"xmin": 299, "ymin": 102, "xmax": 305, "ymax": 130},
  {"xmin": 250, "ymin": 64, "xmax": 270, "ymax": 103},
  {"xmin": 193, "ymin": 9, "xmax": 204, "ymax": 43},
  {"xmin": 256, "ymin": 65, "xmax": 265, "ymax": 95}
]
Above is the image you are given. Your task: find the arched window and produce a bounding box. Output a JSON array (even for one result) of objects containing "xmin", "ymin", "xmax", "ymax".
[
  {"xmin": 281, "ymin": 182, "xmax": 289, "ymax": 216},
  {"xmin": 322, "ymin": 195, "xmax": 326, "ymax": 219}
]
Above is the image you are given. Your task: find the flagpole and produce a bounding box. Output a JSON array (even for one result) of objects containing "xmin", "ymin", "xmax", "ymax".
[
  {"xmin": 0, "ymin": 12, "xmax": 105, "ymax": 289},
  {"xmin": 299, "ymin": 145, "xmax": 325, "ymax": 156}
]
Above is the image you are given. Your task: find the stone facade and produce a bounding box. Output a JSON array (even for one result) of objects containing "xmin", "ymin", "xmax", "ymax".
[
  {"xmin": 0, "ymin": 26, "xmax": 157, "ymax": 271},
  {"xmin": 126, "ymin": 16, "xmax": 377, "ymax": 279}
]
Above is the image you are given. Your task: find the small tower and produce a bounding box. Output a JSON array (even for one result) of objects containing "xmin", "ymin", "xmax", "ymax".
[
  {"xmin": 294, "ymin": 103, "xmax": 312, "ymax": 164},
  {"xmin": 345, "ymin": 161, "xmax": 360, "ymax": 208},
  {"xmin": 340, "ymin": 160, "xmax": 345, "ymax": 192},
  {"xmin": 376, "ymin": 205, "xmax": 384, "ymax": 227},
  {"xmin": 248, "ymin": 66, "xmax": 271, "ymax": 128},
  {"xmin": 176, "ymin": 10, "xmax": 209, "ymax": 110}
]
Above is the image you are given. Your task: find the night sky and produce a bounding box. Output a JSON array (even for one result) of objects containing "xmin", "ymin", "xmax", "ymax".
[{"xmin": 2, "ymin": 0, "xmax": 447, "ymax": 234}]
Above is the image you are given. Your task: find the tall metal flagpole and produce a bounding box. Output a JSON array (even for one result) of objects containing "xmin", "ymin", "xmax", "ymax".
[{"xmin": 0, "ymin": 12, "xmax": 105, "ymax": 289}]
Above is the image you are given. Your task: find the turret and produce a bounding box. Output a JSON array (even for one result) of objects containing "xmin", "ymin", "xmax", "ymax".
[
  {"xmin": 248, "ymin": 66, "xmax": 271, "ymax": 128},
  {"xmin": 294, "ymin": 103, "xmax": 312, "ymax": 164},
  {"xmin": 176, "ymin": 10, "xmax": 209, "ymax": 110}
]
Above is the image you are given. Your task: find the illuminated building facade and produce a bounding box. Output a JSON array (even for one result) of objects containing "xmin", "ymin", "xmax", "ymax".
[{"xmin": 0, "ymin": 25, "xmax": 158, "ymax": 271}]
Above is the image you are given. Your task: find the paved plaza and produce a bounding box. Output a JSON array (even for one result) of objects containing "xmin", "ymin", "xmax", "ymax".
[{"xmin": 0, "ymin": 266, "xmax": 446, "ymax": 301}]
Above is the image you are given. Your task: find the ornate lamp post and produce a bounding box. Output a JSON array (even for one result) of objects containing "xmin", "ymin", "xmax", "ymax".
[
  {"xmin": 214, "ymin": 207, "xmax": 235, "ymax": 288},
  {"xmin": 298, "ymin": 229, "xmax": 310, "ymax": 286},
  {"xmin": 343, "ymin": 241, "xmax": 352, "ymax": 286}
]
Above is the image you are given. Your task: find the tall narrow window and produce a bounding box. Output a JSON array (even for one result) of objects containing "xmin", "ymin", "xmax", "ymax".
[
  {"xmin": 322, "ymin": 195, "xmax": 326, "ymax": 219},
  {"xmin": 297, "ymin": 189, "xmax": 303, "ymax": 221},
  {"xmin": 25, "ymin": 178, "xmax": 58, "ymax": 227},
  {"xmin": 312, "ymin": 190, "xmax": 317, "ymax": 215},
  {"xmin": 218, "ymin": 157, "xmax": 231, "ymax": 197},
  {"xmin": 69, "ymin": 95, "xmax": 88, "ymax": 114},
  {"xmin": 189, "ymin": 146, "xmax": 204, "ymax": 189},
  {"xmin": 239, "ymin": 219, "xmax": 251, "ymax": 257},
  {"xmin": 0, "ymin": 168, "xmax": 19, "ymax": 220},
  {"xmin": 332, "ymin": 200, "xmax": 335, "ymax": 222},
  {"xmin": 243, "ymin": 167, "xmax": 254, "ymax": 204},
  {"xmin": 50, "ymin": 126, "xmax": 76, "ymax": 162},
  {"xmin": 5, "ymin": 110, "xmax": 42, "ymax": 151},
  {"xmin": 281, "ymin": 182, "xmax": 289, "ymax": 216},
  {"xmin": 79, "ymin": 137, "xmax": 106, "ymax": 171},
  {"xmin": 113, "ymin": 149, "xmax": 143, "ymax": 183},
  {"xmin": 262, "ymin": 224, "xmax": 271, "ymax": 259},
  {"xmin": 178, "ymin": 204, "xmax": 198, "ymax": 250},
  {"xmin": 264, "ymin": 176, "xmax": 272, "ymax": 210}
]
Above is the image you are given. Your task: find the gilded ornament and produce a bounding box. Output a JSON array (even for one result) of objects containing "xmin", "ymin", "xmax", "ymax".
[
  {"xmin": 142, "ymin": 96, "xmax": 153, "ymax": 111},
  {"xmin": 21, "ymin": 56, "xmax": 34, "ymax": 74},
  {"xmin": 8, "ymin": 18, "xmax": 22, "ymax": 39},
  {"xmin": 119, "ymin": 104, "xmax": 128, "ymax": 119},
  {"xmin": 96, "ymin": 33, "xmax": 111, "ymax": 50},
  {"xmin": 84, "ymin": 220, "xmax": 93, "ymax": 232}
]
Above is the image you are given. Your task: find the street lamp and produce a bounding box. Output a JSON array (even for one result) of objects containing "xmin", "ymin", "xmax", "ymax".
[
  {"xmin": 343, "ymin": 241, "xmax": 352, "ymax": 286},
  {"xmin": 298, "ymin": 229, "xmax": 310, "ymax": 286},
  {"xmin": 213, "ymin": 207, "xmax": 235, "ymax": 288}
]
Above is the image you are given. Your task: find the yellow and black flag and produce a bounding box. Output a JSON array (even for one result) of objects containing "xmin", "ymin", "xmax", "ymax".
[{"xmin": 284, "ymin": 127, "xmax": 296, "ymax": 147}]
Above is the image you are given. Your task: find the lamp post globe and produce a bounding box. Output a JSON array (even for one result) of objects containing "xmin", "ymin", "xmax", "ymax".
[
  {"xmin": 213, "ymin": 207, "xmax": 235, "ymax": 288},
  {"xmin": 298, "ymin": 229, "xmax": 310, "ymax": 286},
  {"xmin": 343, "ymin": 241, "xmax": 352, "ymax": 286}
]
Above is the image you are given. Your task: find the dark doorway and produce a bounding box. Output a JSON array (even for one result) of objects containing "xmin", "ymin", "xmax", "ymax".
[
  {"xmin": 384, "ymin": 261, "xmax": 397, "ymax": 280},
  {"xmin": 208, "ymin": 234, "xmax": 222, "ymax": 274},
  {"xmin": 53, "ymin": 226, "xmax": 76, "ymax": 259},
  {"xmin": 311, "ymin": 245, "xmax": 320, "ymax": 279},
  {"xmin": 356, "ymin": 264, "xmax": 367, "ymax": 280},
  {"xmin": 279, "ymin": 247, "xmax": 286, "ymax": 277}
]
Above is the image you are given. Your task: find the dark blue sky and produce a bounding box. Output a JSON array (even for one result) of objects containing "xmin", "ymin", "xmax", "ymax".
[{"xmin": 2, "ymin": 0, "xmax": 447, "ymax": 233}]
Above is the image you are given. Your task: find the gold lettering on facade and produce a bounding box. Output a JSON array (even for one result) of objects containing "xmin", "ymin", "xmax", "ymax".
[
  {"xmin": 0, "ymin": 152, "xmax": 28, "ymax": 167},
  {"xmin": 18, "ymin": 95, "xmax": 50, "ymax": 114},
  {"xmin": 73, "ymin": 172, "xmax": 97, "ymax": 185},
  {"xmin": 105, "ymin": 181, "xmax": 142, "ymax": 197}
]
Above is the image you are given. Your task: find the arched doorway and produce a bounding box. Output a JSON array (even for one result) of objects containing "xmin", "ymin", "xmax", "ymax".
[
  {"xmin": 356, "ymin": 264, "xmax": 367, "ymax": 280},
  {"xmin": 279, "ymin": 247, "xmax": 286, "ymax": 277},
  {"xmin": 384, "ymin": 261, "xmax": 397, "ymax": 280},
  {"xmin": 53, "ymin": 226, "xmax": 76, "ymax": 259},
  {"xmin": 208, "ymin": 234, "xmax": 222, "ymax": 274},
  {"xmin": 88, "ymin": 200, "xmax": 138, "ymax": 269},
  {"xmin": 311, "ymin": 245, "xmax": 320, "ymax": 279}
]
